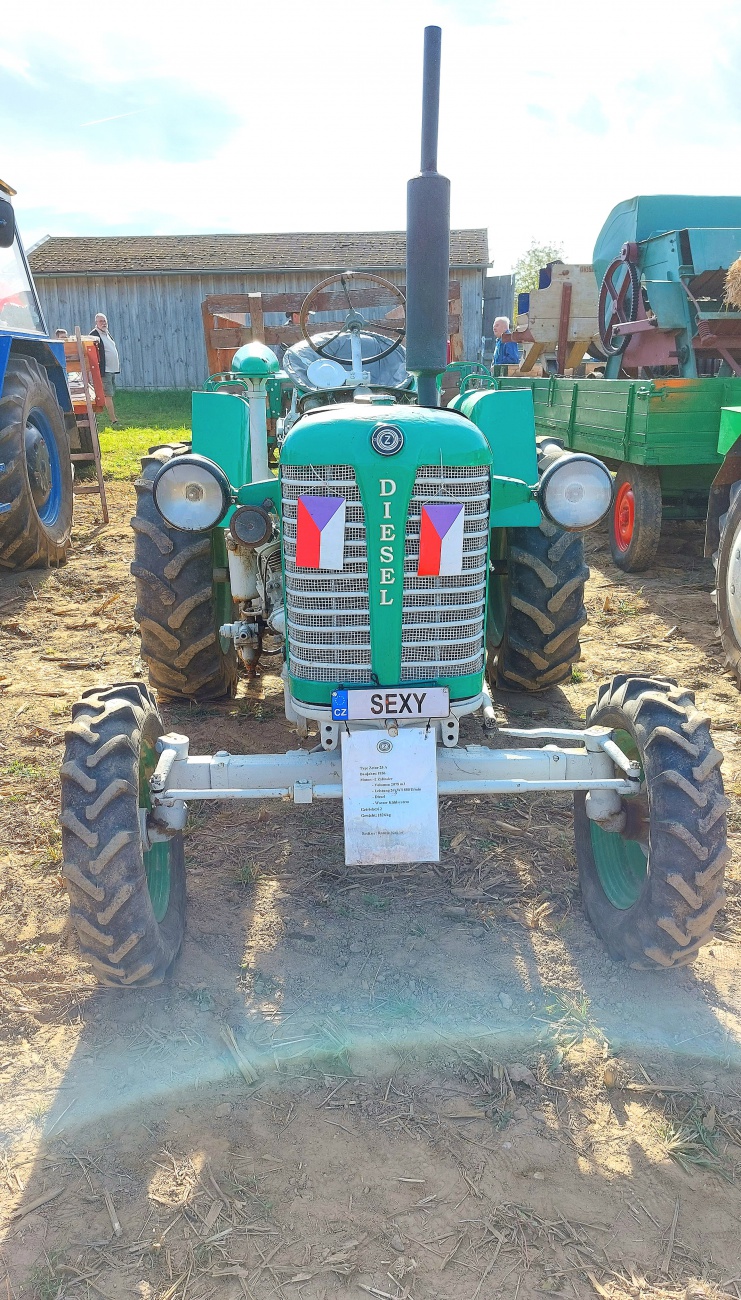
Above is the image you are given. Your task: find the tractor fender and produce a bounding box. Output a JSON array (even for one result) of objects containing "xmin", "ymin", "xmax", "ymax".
[{"xmin": 0, "ymin": 333, "xmax": 72, "ymax": 414}]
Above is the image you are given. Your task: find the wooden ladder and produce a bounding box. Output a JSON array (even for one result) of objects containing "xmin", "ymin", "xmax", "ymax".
[{"xmin": 68, "ymin": 326, "xmax": 109, "ymax": 524}]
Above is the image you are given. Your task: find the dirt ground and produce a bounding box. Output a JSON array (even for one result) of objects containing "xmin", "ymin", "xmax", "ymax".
[{"xmin": 2, "ymin": 486, "xmax": 741, "ymax": 1300}]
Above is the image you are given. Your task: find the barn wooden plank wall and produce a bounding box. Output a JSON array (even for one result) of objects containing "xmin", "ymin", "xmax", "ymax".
[{"xmin": 35, "ymin": 268, "xmax": 485, "ymax": 390}]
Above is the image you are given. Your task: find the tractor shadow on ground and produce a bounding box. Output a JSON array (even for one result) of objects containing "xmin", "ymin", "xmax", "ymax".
[
  {"xmin": 4, "ymin": 868, "xmax": 741, "ymax": 1287},
  {"xmin": 585, "ymin": 521, "xmax": 723, "ymax": 670},
  {"xmin": 4, "ymin": 935, "xmax": 741, "ymax": 1300}
]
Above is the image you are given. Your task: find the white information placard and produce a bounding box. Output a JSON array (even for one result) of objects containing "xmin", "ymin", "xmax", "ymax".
[{"xmin": 341, "ymin": 726, "xmax": 440, "ymax": 866}]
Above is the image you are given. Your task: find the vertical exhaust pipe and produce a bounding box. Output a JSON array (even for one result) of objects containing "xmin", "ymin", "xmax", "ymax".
[{"xmin": 406, "ymin": 25, "xmax": 451, "ymax": 408}]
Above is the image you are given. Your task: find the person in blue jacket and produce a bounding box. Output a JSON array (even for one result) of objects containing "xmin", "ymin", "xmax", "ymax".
[{"xmin": 492, "ymin": 315, "xmax": 520, "ymax": 366}]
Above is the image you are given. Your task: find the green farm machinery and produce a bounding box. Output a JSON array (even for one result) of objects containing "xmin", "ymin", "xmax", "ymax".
[
  {"xmin": 488, "ymin": 195, "xmax": 741, "ymax": 683},
  {"xmin": 60, "ymin": 30, "xmax": 729, "ymax": 987}
]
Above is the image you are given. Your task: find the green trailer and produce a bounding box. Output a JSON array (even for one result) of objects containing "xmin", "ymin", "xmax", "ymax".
[
  {"xmin": 492, "ymin": 374, "xmax": 733, "ymax": 570},
  {"xmin": 476, "ymin": 370, "xmax": 741, "ymax": 686},
  {"xmin": 467, "ymin": 193, "xmax": 741, "ymax": 686}
]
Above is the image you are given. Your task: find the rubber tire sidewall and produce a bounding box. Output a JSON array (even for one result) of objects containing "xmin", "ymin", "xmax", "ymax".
[
  {"xmin": 132, "ymin": 443, "xmax": 238, "ymax": 701},
  {"xmin": 574, "ymin": 676, "xmax": 727, "ymax": 968},
  {"xmin": 61, "ymin": 682, "xmax": 186, "ymax": 985},
  {"xmin": 0, "ymin": 356, "xmax": 73, "ymax": 568},
  {"xmin": 487, "ymin": 519, "xmax": 588, "ymax": 692}
]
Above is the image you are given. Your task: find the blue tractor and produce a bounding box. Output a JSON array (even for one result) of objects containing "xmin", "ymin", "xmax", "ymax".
[{"xmin": 0, "ymin": 179, "xmax": 75, "ymax": 569}]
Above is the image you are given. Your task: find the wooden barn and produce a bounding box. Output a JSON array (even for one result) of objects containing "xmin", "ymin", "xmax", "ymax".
[{"xmin": 29, "ymin": 230, "xmax": 489, "ymax": 390}]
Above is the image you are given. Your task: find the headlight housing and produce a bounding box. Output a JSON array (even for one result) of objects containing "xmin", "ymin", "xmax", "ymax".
[
  {"xmin": 230, "ymin": 503, "xmax": 274, "ymax": 547},
  {"xmin": 153, "ymin": 454, "xmax": 232, "ymax": 532},
  {"xmin": 538, "ymin": 453, "xmax": 612, "ymax": 531}
]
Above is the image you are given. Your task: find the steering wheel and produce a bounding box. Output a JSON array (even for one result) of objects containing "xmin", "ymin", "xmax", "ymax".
[{"xmin": 299, "ymin": 271, "xmax": 406, "ymax": 366}]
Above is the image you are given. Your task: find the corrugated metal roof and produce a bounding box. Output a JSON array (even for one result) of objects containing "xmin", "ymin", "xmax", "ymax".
[{"xmin": 30, "ymin": 229, "xmax": 489, "ymax": 275}]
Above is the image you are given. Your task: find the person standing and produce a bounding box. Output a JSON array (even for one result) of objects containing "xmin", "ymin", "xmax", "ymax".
[
  {"xmin": 492, "ymin": 315, "xmax": 520, "ymax": 367},
  {"xmin": 90, "ymin": 312, "xmax": 121, "ymax": 425}
]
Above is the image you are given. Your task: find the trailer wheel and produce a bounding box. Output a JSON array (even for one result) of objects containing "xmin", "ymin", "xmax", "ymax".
[
  {"xmin": 61, "ymin": 682, "xmax": 185, "ymax": 986},
  {"xmin": 487, "ymin": 518, "xmax": 588, "ymax": 691},
  {"xmin": 714, "ymin": 480, "xmax": 741, "ymax": 686},
  {"xmin": 132, "ymin": 443, "xmax": 238, "ymax": 701},
  {"xmin": 0, "ymin": 356, "xmax": 73, "ymax": 570},
  {"xmin": 609, "ymin": 464, "xmax": 662, "ymax": 572},
  {"xmin": 574, "ymin": 674, "xmax": 729, "ymax": 969}
]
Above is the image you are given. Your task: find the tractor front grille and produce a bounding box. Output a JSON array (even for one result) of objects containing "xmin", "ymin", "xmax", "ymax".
[
  {"xmin": 282, "ymin": 465, "xmax": 371, "ymax": 682},
  {"xmin": 401, "ymin": 465, "xmax": 489, "ymax": 680},
  {"xmin": 281, "ymin": 462, "xmax": 490, "ymax": 685}
]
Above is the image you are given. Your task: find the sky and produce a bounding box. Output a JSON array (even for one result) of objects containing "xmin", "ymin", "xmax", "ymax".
[{"xmin": 4, "ymin": 0, "xmax": 741, "ymax": 274}]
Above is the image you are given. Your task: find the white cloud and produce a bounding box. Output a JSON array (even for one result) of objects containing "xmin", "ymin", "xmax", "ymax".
[{"xmin": 6, "ymin": 0, "xmax": 741, "ymax": 270}]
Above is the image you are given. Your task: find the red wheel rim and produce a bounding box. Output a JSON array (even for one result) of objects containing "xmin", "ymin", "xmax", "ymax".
[{"xmin": 614, "ymin": 482, "xmax": 635, "ymax": 551}]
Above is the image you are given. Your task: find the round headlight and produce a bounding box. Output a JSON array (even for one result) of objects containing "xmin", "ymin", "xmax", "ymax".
[
  {"xmin": 153, "ymin": 454, "xmax": 232, "ymax": 532},
  {"xmin": 538, "ymin": 453, "xmax": 613, "ymax": 531}
]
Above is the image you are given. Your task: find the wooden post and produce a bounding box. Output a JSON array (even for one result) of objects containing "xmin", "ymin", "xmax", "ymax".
[
  {"xmin": 520, "ymin": 342, "xmax": 546, "ymax": 373},
  {"xmin": 248, "ymin": 293, "xmax": 265, "ymax": 344},
  {"xmin": 556, "ymin": 280, "xmax": 573, "ymax": 375}
]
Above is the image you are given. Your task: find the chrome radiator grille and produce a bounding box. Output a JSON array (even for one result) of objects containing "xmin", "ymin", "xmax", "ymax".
[
  {"xmin": 401, "ymin": 465, "xmax": 489, "ymax": 680},
  {"xmin": 282, "ymin": 463, "xmax": 490, "ymax": 685},
  {"xmin": 282, "ymin": 465, "xmax": 371, "ymax": 682}
]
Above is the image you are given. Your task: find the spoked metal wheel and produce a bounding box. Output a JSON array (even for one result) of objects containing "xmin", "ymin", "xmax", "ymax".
[{"xmin": 598, "ymin": 256, "xmax": 640, "ymax": 357}]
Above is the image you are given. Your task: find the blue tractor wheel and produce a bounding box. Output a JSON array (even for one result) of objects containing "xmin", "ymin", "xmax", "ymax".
[{"xmin": 0, "ymin": 355, "xmax": 73, "ymax": 568}]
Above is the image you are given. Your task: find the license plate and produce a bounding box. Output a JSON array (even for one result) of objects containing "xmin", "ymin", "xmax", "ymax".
[{"xmin": 331, "ymin": 686, "xmax": 450, "ymax": 722}]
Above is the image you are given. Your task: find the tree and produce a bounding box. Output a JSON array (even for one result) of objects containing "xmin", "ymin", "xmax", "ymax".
[{"xmin": 513, "ymin": 240, "xmax": 565, "ymax": 319}]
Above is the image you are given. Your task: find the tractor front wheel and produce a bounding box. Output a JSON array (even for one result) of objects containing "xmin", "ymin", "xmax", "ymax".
[
  {"xmin": 132, "ymin": 443, "xmax": 238, "ymax": 700},
  {"xmin": 61, "ymin": 682, "xmax": 186, "ymax": 986},
  {"xmin": 487, "ymin": 518, "xmax": 588, "ymax": 691},
  {"xmin": 574, "ymin": 674, "xmax": 728, "ymax": 969},
  {"xmin": 609, "ymin": 463, "xmax": 662, "ymax": 572}
]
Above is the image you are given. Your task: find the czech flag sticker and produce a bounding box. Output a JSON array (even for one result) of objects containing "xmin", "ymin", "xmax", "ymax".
[
  {"xmin": 417, "ymin": 502, "xmax": 466, "ymax": 576},
  {"xmin": 295, "ymin": 495, "xmax": 346, "ymax": 570}
]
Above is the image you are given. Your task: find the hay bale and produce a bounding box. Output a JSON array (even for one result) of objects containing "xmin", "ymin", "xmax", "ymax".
[{"xmin": 725, "ymin": 256, "xmax": 741, "ymax": 308}]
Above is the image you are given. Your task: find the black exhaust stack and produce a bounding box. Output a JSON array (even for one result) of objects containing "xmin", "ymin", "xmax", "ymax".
[{"xmin": 406, "ymin": 25, "xmax": 450, "ymax": 408}]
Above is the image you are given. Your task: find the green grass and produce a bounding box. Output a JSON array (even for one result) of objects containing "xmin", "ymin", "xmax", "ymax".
[{"xmin": 98, "ymin": 389, "xmax": 191, "ymax": 480}]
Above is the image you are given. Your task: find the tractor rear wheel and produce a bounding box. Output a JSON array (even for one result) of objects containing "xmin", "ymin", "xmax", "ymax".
[
  {"xmin": 574, "ymin": 674, "xmax": 729, "ymax": 969},
  {"xmin": 714, "ymin": 480, "xmax": 741, "ymax": 686},
  {"xmin": 487, "ymin": 518, "xmax": 588, "ymax": 691},
  {"xmin": 609, "ymin": 463, "xmax": 662, "ymax": 572},
  {"xmin": 61, "ymin": 682, "xmax": 186, "ymax": 986},
  {"xmin": 132, "ymin": 443, "xmax": 238, "ymax": 701},
  {"xmin": 0, "ymin": 356, "xmax": 73, "ymax": 570}
]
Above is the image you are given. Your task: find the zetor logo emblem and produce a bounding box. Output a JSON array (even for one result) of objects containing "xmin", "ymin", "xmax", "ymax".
[{"xmin": 371, "ymin": 424, "xmax": 404, "ymax": 456}]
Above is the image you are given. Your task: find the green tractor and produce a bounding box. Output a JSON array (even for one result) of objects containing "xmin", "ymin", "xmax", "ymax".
[{"xmin": 61, "ymin": 28, "xmax": 728, "ymax": 986}]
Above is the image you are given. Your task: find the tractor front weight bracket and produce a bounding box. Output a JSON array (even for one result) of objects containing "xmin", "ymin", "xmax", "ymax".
[{"xmin": 147, "ymin": 727, "xmax": 640, "ymax": 830}]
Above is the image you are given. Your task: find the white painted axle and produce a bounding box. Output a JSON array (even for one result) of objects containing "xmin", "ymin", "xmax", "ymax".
[{"xmin": 151, "ymin": 738, "xmax": 637, "ymax": 810}]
